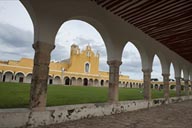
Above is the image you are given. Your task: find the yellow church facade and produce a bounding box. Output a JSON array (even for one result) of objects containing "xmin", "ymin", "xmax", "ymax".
[{"xmin": 0, "ymin": 44, "xmax": 177, "ymax": 88}]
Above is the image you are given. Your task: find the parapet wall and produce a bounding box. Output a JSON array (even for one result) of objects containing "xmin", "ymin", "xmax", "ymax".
[{"xmin": 0, "ymin": 96, "xmax": 192, "ymax": 128}]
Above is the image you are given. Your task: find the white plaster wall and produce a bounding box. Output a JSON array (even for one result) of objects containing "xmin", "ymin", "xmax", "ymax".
[{"xmin": 1, "ymin": 96, "xmax": 192, "ymax": 128}]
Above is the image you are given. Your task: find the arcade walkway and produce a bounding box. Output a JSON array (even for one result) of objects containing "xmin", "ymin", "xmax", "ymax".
[{"xmin": 38, "ymin": 100, "xmax": 192, "ymax": 128}]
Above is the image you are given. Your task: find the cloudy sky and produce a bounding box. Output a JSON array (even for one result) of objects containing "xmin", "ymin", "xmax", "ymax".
[{"xmin": 0, "ymin": 0, "xmax": 175, "ymax": 80}]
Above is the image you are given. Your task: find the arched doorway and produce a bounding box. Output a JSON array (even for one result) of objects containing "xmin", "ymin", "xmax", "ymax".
[
  {"xmin": 25, "ymin": 73, "xmax": 32, "ymax": 83},
  {"xmin": 100, "ymin": 80, "xmax": 104, "ymax": 86},
  {"xmin": 133, "ymin": 82, "xmax": 135, "ymax": 88},
  {"xmin": 54, "ymin": 76, "xmax": 61, "ymax": 85},
  {"xmin": 64, "ymin": 76, "xmax": 70, "ymax": 85},
  {"xmin": 130, "ymin": 82, "xmax": 133, "ymax": 88},
  {"xmin": 89, "ymin": 79, "xmax": 93, "ymax": 86},
  {"xmin": 83, "ymin": 78, "xmax": 88, "ymax": 86},
  {"xmin": 48, "ymin": 75, "xmax": 53, "ymax": 85},
  {"xmin": 15, "ymin": 72, "xmax": 25, "ymax": 83},
  {"xmin": 94, "ymin": 79, "xmax": 99, "ymax": 86},
  {"xmin": 126, "ymin": 82, "xmax": 129, "ymax": 88},
  {"xmin": 71, "ymin": 77, "xmax": 76, "ymax": 85},
  {"xmin": 155, "ymin": 84, "xmax": 158, "ymax": 89},
  {"xmin": 3, "ymin": 71, "xmax": 14, "ymax": 82},
  {"xmin": 77, "ymin": 78, "xmax": 82, "ymax": 85}
]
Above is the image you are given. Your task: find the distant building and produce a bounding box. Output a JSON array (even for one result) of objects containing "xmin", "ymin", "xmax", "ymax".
[{"xmin": 0, "ymin": 44, "xmax": 157, "ymax": 88}]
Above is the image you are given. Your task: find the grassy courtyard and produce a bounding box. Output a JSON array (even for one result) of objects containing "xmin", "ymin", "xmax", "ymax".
[{"xmin": 0, "ymin": 82, "xmax": 179, "ymax": 108}]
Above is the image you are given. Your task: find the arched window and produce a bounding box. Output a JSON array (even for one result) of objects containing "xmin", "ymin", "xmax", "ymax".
[{"xmin": 85, "ymin": 63, "xmax": 90, "ymax": 73}]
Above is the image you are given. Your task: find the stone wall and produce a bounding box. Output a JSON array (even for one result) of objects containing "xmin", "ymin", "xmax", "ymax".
[{"xmin": 0, "ymin": 96, "xmax": 192, "ymax": 128}]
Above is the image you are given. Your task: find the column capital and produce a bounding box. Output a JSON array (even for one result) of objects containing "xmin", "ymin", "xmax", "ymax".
[
  {"xmin": 142, "ymin": 69, "xmax": 152, "ymax": 74},
  {"xmin": 33, "ymin": 41, "xmax": 55, "ymax": 53},
  {"xmin": 175, "ymin": 76, "xmax": 181, "ymax": 79},
  {"xmin": 107, "ymin": 60, "xmax": 122, "ymax": 67}
]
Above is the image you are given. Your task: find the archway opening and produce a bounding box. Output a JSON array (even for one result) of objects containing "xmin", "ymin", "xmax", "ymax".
[
  {"xmin": 181, "ymin": 70, "xmax": 185, "ymax": 90},
  {"xmin": 130, "ymin": 82, "xmax": 133, "ymax": 88},
  {"xmin": 71, "ymin": 77, "xmax": 76, "ymax": 85},
  {"xmin": 151, "ymin": 55, "xmax": 162, "ymax": 91},
  {"xmin": 0, "ymin": 1, "xmax": 34, "ymax": 84},
  {"xmin": 94, "ymin": 79, "xmax": 99, "ymax": 86},
  {"xmin": 169, "ymin": 63, "xmax": 175, "ymax": 90},
  {"xmin": 121, "ymin": 42, "xmax": 142, "ymax": 85},
  {"xmin": 53, "ymin": 20, "xmax": 108, "ymax": 77},
  {"xmin": 48, "ymin": 75, "xmax": 53, "ymax": 85},
  {"xmin": 15, "ymin": 72, "xmax": 25, "ymax": 83},
  {"xmin": 77, "ymin": 78, "xmax": 82, "ymax": 85},
  {"xmin": 89, "ymin": 79, "xmax": 93, "ymax": 86},
  {"xmin": 83, "ymin": 78, "xmax": 88, "ymax": 86},
  {"xmin": 64, "ymin": 77, "xmax": 70, "ymax": 85},
  {"xmin": 54, "ymin": 76, "xmax": 61, "ymax": 85},
  {"xmin": 100, "ymin": 80, "xmax": 104, "ymax": 86},
  {"xmin": 25, "ymin": 73, "xmax": 32, "ymax": 83},
  {"xmin": 3, "ymin": 71, "xmax": 14, "ymax": 82}
]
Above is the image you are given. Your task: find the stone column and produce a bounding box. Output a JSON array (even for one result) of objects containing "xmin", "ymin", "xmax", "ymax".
[
  {"xmin": 30, "ymin": 42, "xmax": 55, "ymax": 111},
  {"xmin": 184, "ymin": 79, "xmax": 189, "ymax": 96},
  {"xmin": 142, "ymin": 69, "xmax": 152, "ymax": 100},
  {"xmin": 175, "ymin": 77, "xmax": 181, "ymax": 97},
  {"xmin": 162, "ymin": 74, "xmax": 170, "ymax": 102},
  {"xmin": 107, "ymin": 60, "xmax": 122, "ymax": 104}
]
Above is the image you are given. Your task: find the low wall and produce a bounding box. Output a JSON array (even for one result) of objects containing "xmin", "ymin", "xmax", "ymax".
[{"xmin": 0, "ymin": 96, "xmax": 192, "ymax": 128}]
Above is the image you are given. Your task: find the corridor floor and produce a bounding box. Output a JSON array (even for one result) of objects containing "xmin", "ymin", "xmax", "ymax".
[{"xmin": 39, "ymin": 100, "xmax": 192, "ymax": 128}]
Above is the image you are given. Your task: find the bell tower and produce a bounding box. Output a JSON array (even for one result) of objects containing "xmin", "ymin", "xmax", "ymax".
[{"xmin": 70, "ymin": 43, "xmax": 80, "ymax": 57}]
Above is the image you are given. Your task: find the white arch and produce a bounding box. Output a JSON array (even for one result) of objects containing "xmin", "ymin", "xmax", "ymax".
[
  {"xmin": 15, "ymin": 71, "xmax": 26, "ymax": 77},
  {"xmin": 2, "ymin": 70, "xmax": 14, "ymax": 76},
  {"xmin": 89, "ymin": 79, "xmax": 93, "ymax": 86},
  {"xmin": 14, "ymin": 72, "xmax": 25, "ymax": 83},
  {"xmin": 172, "ymin": 60, "xmax": 181, "ymax": 78},
  {"xmin": 54, "ymin": 75, "xmax": 61, "ymax": 79},
  {"xmin": 183, "ymin": 66, "xmax": 190, "ymax": 80},
  {"xmin": 94, "ymin": 79, "xmax": 99, "ymax": 86},
  {"xmin": 2, "ymin": 71, "xmax": 14, "ymax": 82},
  {"xmin": 125, "ymin": 40, "xmax": 153, "ymax": 71},
  {"xmin": 25, "ymin": 73, "xmax": 32, "ymax": 83},
  {"xmin": 151, "ymin": 55, "xmax": 163, "ymax": 81},
  {"xmin": 26, "ymin": 72, "xmax": 32, "ymax": 76},
  {"xmin": 77, "ymin": 77, "xmax": 82, "ymax": 85},
  {"xmin": 151, "ymin": 52, "xmax": 170, "ymax": 75},
  {"xmin": 54, "ymin": 76, "xmax": 61, "ymax": 85}
]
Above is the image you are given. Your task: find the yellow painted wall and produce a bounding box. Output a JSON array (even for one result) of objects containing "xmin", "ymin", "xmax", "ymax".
[
  {"xmin": 0, "ymin": 44, "xmax": 146, "ymax": 86},
  {"xmin": 67, "ymin": 44, "xmax": 99, "ymax": 74}
]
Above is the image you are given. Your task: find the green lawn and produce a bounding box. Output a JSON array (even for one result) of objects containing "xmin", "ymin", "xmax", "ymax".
[{"xmin": 0, "ymin": 82, "xmax": 181, "ymax": 108}]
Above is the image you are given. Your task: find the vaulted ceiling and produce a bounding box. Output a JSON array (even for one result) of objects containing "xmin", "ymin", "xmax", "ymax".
[{"xmin": 91, "ymin": 0, "xmax": 192, "ymax": 63}]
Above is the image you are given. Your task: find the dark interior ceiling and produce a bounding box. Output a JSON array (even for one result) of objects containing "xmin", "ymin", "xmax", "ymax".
[{"xmin": 91, "ymin": 0, "xmax": 192, "ymax": 63}]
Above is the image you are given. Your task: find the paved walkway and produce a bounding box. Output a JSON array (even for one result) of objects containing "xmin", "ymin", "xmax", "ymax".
[{"xmin": 39, "ymin": 100, "xmax": 192, "ymax": 128}]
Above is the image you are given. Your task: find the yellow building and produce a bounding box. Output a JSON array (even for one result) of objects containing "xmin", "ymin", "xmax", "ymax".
[{"xmin": 0, "ymin": 44, "xmax": 147, "ymax": 88}]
